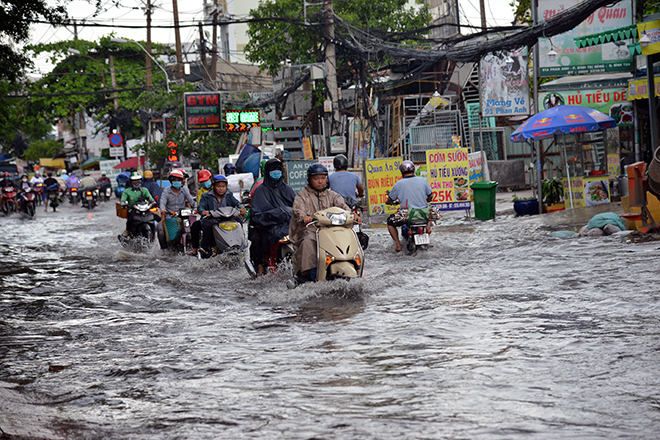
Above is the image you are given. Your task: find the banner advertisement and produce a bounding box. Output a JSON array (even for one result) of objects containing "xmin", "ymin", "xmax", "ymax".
[
  {"xmin": 468, "ymin": 151, "xmax": 488, "ymax": 201},
  {"xmin": 100, "ymin": 159, "xmax": 121, "ymax": 188},
  {"xmin": 563, "ymin": 176, "xmax": 611, "ymax": 208},
  {"xmin": 539, "ymin": 88, "xmax": 632, "ymax": 126},
  {"xmin": 364, "ymin": 157, "xmax": 402, "ymax": 217},
  {"xmin": 183, "ymin": 92, "xmax": 222, "ymax": 131},
  {"xmin": 285, "ymin": 160, "xmax": 316, "ymax": 194},
  {"xmin": 425, "ymin": 148, "xmax": 471, "ymax": 211},
  {"xmin": 637, "ymin": 19, "xmax": 660, "ymax": 56},
  {"xmin": 480, "ymin": 48, "xmax": 530, "ymax": 117},
  {"xmin": 537, "ymin": 0, "xmax": 633, "ymax": 77}
]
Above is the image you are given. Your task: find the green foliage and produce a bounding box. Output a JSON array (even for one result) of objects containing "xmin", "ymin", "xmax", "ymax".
[
  {"xmin": 512, "ymin": 194, "xmax": 536, "ymax": 201},
  {"xmin": 0, "ymin": 80, "xmax": 52, "ymax": 153},
  {"xmin": 23, "ymin": 138, "xmax": 63, "ymax": 162},
  {"xmin": 0, "ymin": 0, "xmax": 70, "ymax": 81},
  {"xmin": 128, "ymin": 84, "xmax": 240, "ymax": 169},
  {"xmin": 245, "ymin": 0, "xmax": 431, "ymax": 77},
  {"xmin": 542, "ymin": 177, "xmax": 564, "ymax": 205}
]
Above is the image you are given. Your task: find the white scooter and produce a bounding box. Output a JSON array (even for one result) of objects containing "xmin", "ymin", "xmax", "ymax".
[
  {"xmin": 290, "ymin": 207, "xmax": 364, "ymax": 286},
  {"xmin": 209, "ymin": 206, "xmax": 248, "ymax": 255}
]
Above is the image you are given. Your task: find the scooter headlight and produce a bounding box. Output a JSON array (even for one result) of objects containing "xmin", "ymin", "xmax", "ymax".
[
  {"xmin": 180, "ymin": 208, "xmax": 193, "ymax": 217},
  {"xmin": 220, "ymin": 222, "xmax": 238, "ymax": 231},
  {"xmin": 325, "ymin": 251, "xmax": 335, "ymax": 267},
  {"xmin": 327, "ymin": 212, "xmax": 347, "ymax": 225}
]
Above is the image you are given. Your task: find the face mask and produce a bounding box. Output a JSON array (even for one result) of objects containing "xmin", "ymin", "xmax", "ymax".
[
  {"xmin": 269, "ymin": 170, "xmax": 282, "ymax": 181},
  {"xmin": 22, "ymin": 178, "xmax": 27, "ymax": 182},
  {"xmin": 202, "ymin": 181, "xmax": 211, "ymax": 189},
  {"xmin": 172, "ymin": 181, "xmax": 182, "ymax": 189}
]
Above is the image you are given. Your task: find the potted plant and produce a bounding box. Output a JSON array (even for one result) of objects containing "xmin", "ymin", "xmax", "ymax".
[
  {"xmin": 512, "ymin": 194, "xmax": 539, "ymax": 216},
  {"xmin": 542, "ymin": 178, "xmax": 565, "ymax": 212}
]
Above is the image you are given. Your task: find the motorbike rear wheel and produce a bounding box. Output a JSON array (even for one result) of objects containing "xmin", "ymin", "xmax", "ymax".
[{"xmin": 406, "ymin": 237, "xmax": 417, "ymax": 255}]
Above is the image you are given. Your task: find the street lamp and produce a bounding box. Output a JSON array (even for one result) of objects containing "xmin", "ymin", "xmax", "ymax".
[
  {"xmin": 67, "ymin": 48, "xmax": 107, "ymax": 92},
  {"xmin": 110, "ymin": 37, "xmax": 171, "ymax": 93},
  {"xmin": 639, "ymin": 33, "xmax": 651, "ymax": 48}
]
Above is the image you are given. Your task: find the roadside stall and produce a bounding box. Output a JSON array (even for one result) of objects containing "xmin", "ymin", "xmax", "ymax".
[{"xmin": 510, "ymin": 105, "xmax": 616, "ymax": 209}]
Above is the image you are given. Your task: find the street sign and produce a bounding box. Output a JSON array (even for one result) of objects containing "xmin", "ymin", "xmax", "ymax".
[
  {"xmin": 225, "ymin": 110, "xmax": 260, "ymax": 132},
  {"xmin": 184, "ymin": 92, "xmax": 222, "ymax": 131},
  {"xmin": 109, "ymin": 133, "xmax": 123, "ymax": 147},
  {"xmin": 109, "ymin": 147, "xmax": 123, "ymax": 156}
]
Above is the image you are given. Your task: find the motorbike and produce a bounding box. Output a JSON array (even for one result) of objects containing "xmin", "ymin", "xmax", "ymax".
[
  {"xmin": 161, "ymin": 208, "xmax": 196, "ymax": 253},
  {"xmin": 46, "ymin": 184, "xmax": 63, "ymax": 212},
  {"xmin": 400, "ymin": 208, "xmax": 432, "ymax": 254},
  {"xmin": 289, "ymin": 207, "xmax": 364, "ymax": 286},
  {"xmin": 246, "ymin": 235, "xmax": 295, "ymax": 279},
  {"xmin": 206, "ymin": 206, "xmax": 248, "ymax": 257},
  {"xmin": 32, "ymin": 183, "xmax": 44, "ymax": 205},
  {"xmin": 99, "ymin": 181, "xmax": 113, "ymax": 202},
  {"xmin": 1, "ymin": 186, "xmax": 18, "ymax": 215},
  {"xmin": 118, "ymin": 201, "xmax": 158, "ymax": 248},
  {"xmin": 81, "ymin": 188, "xmax": 99, "ymax": 210},
  {"xmin": 68, "ymin": 186, "xmax": 80, "ymax": 204},
  {"xmin": 343, "ymin": 197, "xmax": 369, "ymax": 250},
  {"xmin": 18, "ymin": 187, "xmax": 37, "ymax": 217}
]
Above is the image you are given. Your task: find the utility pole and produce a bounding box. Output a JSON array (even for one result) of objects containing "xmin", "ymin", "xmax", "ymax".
[
  {"xmin": 109, "ymin": 55, "xmax": 124, "ymax": 158},
  {"xmin": 479, "ymin": 0, "xmax": 487, "ymax": 31},
  {"xmin": 145, "ymin": 0, "xmax": 153, "ymax": 90},
  {"xmin": 199, "ymin": 21, "xmax": 208, "ymax": 83},
  {"xmin": 211, "ymin": 9, "xmax": 218, "ymax": 87},
  {"xmin": 172, "ymin": 0, "xmax": 184, "ymax": 80},
  {"xmin": 323, "ymin": 0, "xmax": 340, "ymax": 138}
]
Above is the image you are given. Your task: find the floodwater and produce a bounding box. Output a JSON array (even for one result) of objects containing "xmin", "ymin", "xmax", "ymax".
[{"xmin": 1, "ymin": 201, "xmax": 660, "ymax": 439}]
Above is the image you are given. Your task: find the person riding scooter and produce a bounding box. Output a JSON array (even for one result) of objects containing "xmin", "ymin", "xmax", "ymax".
[
  {"xmin": 249, "ymin": 158, "xmax": 296, "ymax": 276},
  {"xmin": 157, "ymin": 169, "xmax": 196, "ymax": 249},
  {"xmin": 194, "ymin": 174, "xmax": 245, "ymax": 258},
  {"xmin": 120, "ymin": 172, "xmax": 155, "ymax": 237},
  {"xmin": 385, "ymin": 160, "xmax": 433, "ymax": 253},
  {"xmin": 141, "ymin": 170, "xmax": 162, "ymax": 202},
  {"xmin": 289, "ymin": 163, "xmax": 360, "ymax": 282},
  {"xmin": 328, "ymin": 154, "xmax": 364, "ymax": 204},
  {"xmin": 187, "ymin": 169, "xmax": 213, "ymax": 256}
]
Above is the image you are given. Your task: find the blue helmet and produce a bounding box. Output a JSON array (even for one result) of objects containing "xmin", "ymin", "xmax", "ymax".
[
  {"xmin": 212, "ymin": 174, "xmax": 228, "ymax": 184},
  {"xmin": 307, "ymin": 163, "xmax": 328, "ymax": 183}
]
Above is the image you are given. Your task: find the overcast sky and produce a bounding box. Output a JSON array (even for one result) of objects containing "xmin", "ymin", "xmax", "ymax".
[{"xmin": 28, "ymin": 0, "xmax": 516, "ymax": 74}]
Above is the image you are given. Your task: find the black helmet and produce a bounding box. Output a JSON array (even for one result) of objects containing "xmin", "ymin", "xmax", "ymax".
[
  {"xmin": 223, "ymin": 163, "xmax": 236, "ymax": 175},
  {"xmin": 264, "ymin": 158, "xmax": 283, "ymax": 174},
  {"xmin": 307, "ymin": 163, "xmax": 328, "ymax": 184},
  {"xmin": 333, "ymin": 154, "xmax": 349, "ymax": 170},
  {"xmin": 399, "ymin": 160, "xmax": 415, "ymax": 174}
]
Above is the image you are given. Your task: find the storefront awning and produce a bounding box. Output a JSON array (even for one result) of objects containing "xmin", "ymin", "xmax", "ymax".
[
  {"xmin": 39, "ymin": 158, "xmax": 66, "ymax": 169},
  {"xmin": 627, "ymin": 75, "xmax": 660, "ymax": 100}
]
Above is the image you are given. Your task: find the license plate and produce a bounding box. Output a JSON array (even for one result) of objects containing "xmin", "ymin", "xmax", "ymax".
[
  {"xmin": 414, "ymin": 233, "xmax": 430, "ymax": 245},
  {"xmin": 86, "ymin": 196, "xmax": 93, "ymax": 200}
]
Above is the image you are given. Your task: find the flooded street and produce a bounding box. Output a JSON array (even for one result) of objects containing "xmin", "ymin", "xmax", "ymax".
[{"xmin": 1, "ymin": 201, "xmax": 660, "ymax": 439}]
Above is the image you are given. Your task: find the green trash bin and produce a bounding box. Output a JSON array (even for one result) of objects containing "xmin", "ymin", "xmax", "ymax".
[{"xmin": 471, "ymin": 180, "xmax": 498, "ymax": 220}]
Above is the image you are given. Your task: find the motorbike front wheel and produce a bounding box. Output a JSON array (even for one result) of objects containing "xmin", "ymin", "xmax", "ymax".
[{"xmin": 26, "ymin": 203, "xmax": 35, "ymax": 217}]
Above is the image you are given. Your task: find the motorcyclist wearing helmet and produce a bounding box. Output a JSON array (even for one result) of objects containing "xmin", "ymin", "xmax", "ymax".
[
  {"xmin": 43, "ymin": 172, "xmax": 59, "ymax": 212},
  {"xmin": 385, "ymin": 160, "xmax": 433, "ymax": 252},
  {"xmin": 328, "ymin": 154, "xmax": 364, "ymax": 205},
  {"xmin": 249, "ymin": 158, "xmax": 296, "ymax": 275},
  {"xmin": 19, "ymin": 174, "xmax": 30, "ymax": 191},
  {"xmin": 30, "ymin": 171, "xmax": 44, "ymax": 186},
  {"xmin": 187, "ymin": 169, "xmax": 214, "ymax": 256},
  {"xmin": 79, "ymin": 170, "xmax": 97, "ymax": 192},
  {"xmin": 66, "ymin": 171, "xmax": 80, "ymax": 190},
  {"xmin": 120, "ymin": 172, "xmax": 156, "ymax": 237},
  {"xmin": 195, "ymin": 169, "xmax": 213, "ymax": 203},
  {"xmin": 141, "ymin": 170, "xmax": 162, "ymax": 201},
  {"xmin": 223, "ymin": 162, "xmax": 237, "ymax": 176},
  {"xmin": 0, "ymin": 172, "xmax": 19, "ymax": 212},
  {"xmin": 289, "ymin": 163, "xmax": 359, "ymax": 281},
  {"xmin": 192, "ymin": 174, "xmax": 246, "ymax": 257},
  {"xmin": 159, "ymin": 169, "xmax": 195, "ymax": 219}
]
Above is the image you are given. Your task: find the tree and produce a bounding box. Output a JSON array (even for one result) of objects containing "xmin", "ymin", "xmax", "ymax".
[
  {"xmin": 0, "ymin": 0, "xmax": 71, "ymax": 82},
  {"xmin": 23, "ymin": 138, "xmax": 63, "ymax": 162},
  {"xmin": 245, "ymin": 0, "xmax": 431, "ymax": 77},
  {"xmin": 129, "ymin": 86, "xmax": 240, "ymax": 169}
]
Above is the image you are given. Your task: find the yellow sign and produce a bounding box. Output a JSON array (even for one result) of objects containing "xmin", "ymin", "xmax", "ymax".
[
  {"xmin": 638, "ymin": 19, "xmax": 660, "ymax": 56},
  {"xmin": 302, "ymin": 137, "xmax": 313, "ymax": 160},
  {"xmin": 425, "ymin": 148, "xmax": 471, "ymax": 210},
  {"xmin": 563, "ymin": 176, "xmax": 611, "ymax": 208},
  {"xmin": 364, "ymin": 157, "xmax": 402, "ymax": 216},
  {"xmin": 628, "ymin": 75, "xmax": 660, "ymax": 100}
]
